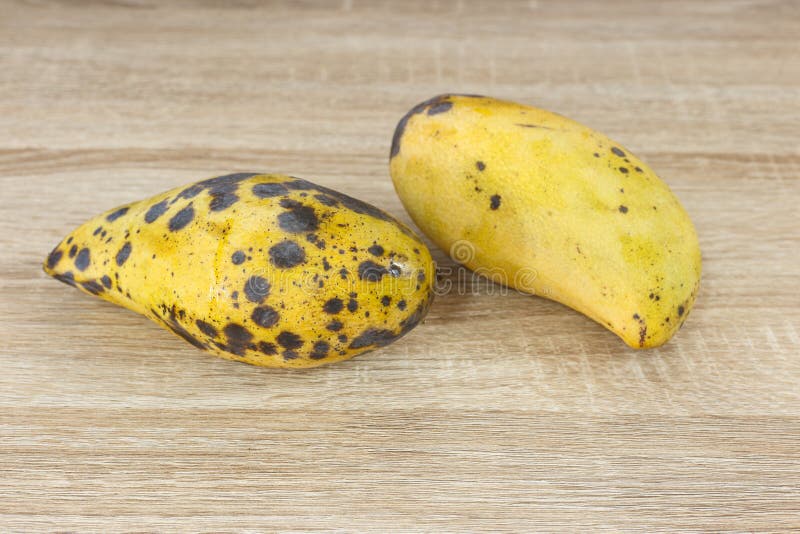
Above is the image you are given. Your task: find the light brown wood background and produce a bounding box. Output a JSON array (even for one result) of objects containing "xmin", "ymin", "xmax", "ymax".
[{"xmin": 1, "ymin": 0, "xmax": 799, "ymax": 531}]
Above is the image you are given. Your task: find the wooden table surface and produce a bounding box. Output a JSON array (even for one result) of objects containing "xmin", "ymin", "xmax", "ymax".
[{"xmin": 2, "ymin": 1, "xmax": 799, "ymax": 531}]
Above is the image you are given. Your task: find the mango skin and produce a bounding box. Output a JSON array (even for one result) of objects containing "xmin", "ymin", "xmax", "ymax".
[
  {"xmin": 390, "ymin": 94, "xmax": 701, "ymax": 348},
  {"xmin": 44, "ymin": 173, "xmax": 435, "ymax": 368}
]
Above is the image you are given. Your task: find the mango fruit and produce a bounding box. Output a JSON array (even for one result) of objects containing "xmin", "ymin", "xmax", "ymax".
[
  {"xmin": 44, "ymin": 173, "xmax": 435, "ymax": 368},
  {"xmin": 390, "ymin": 94, "xmax": 701, "ymax": 348}
]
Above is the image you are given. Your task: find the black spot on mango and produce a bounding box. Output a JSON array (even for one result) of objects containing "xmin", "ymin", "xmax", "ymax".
[
  {"xmin": 74, "ymin": 248, "xmax": 91, "ymax": 271},
  {"xmin": 269, "ymin": 240, "xmax": 305, "ymax": 269},
  {"xmin": 145, "ymin": 200, "xmax": 169, "ymax": 223},
  {"xmin": 168, "ymin": 204, "xmax": 194, "ymax": 232},
  {"xmin": 106, "ymin": 207, "xmax": 129, "ymax": 222}
]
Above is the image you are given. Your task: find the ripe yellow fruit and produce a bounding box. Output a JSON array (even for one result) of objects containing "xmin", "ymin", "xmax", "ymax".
[
  {"xmin": 44, "ymin": 173, "xmax": 435, "ymax": 368},
  {"xmin": 390, "ymin": 94, "xmax": 701, "ymax": 348}
]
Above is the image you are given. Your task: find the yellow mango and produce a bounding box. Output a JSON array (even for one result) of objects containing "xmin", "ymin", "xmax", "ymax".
[
  {"xmin": 390, "ymin": 94, "xmax": 701, "ymax": 348},
  {"xmin": 44, "ymin": 173, "xmax": 435, "ymax": 368}
]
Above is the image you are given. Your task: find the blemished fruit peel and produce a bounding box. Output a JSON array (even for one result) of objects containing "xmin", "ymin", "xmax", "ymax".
[
  {"xmin": 390, "ymin": 94, "xmax": 701, "ymax": 348},
  {"xmin": 44, "ymin": 173, "xmax": 435, "ymax": 368}
]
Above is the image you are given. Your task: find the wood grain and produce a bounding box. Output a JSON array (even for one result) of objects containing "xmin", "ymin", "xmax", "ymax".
[{"xmin": 1, "ymin": 0, "xmax": 799, "ymax": 531}]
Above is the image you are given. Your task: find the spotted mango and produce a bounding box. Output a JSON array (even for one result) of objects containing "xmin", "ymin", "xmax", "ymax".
[
  {"xmin": 390, "ymin": 94, "xmax": 701, "ymax": 348},
  {"xmin": 44, "ymin": 173, "xmax": 435, "ymax": 368}
]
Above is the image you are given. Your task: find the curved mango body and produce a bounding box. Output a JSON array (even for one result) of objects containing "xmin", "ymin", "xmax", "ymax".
[
  {"xmin": 44, "ymin": 173, "xmax": 435, "ymax": 368},
  {"xmin": 390, "ymin": 94, "xmax": 700, "ymax": 348}
]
